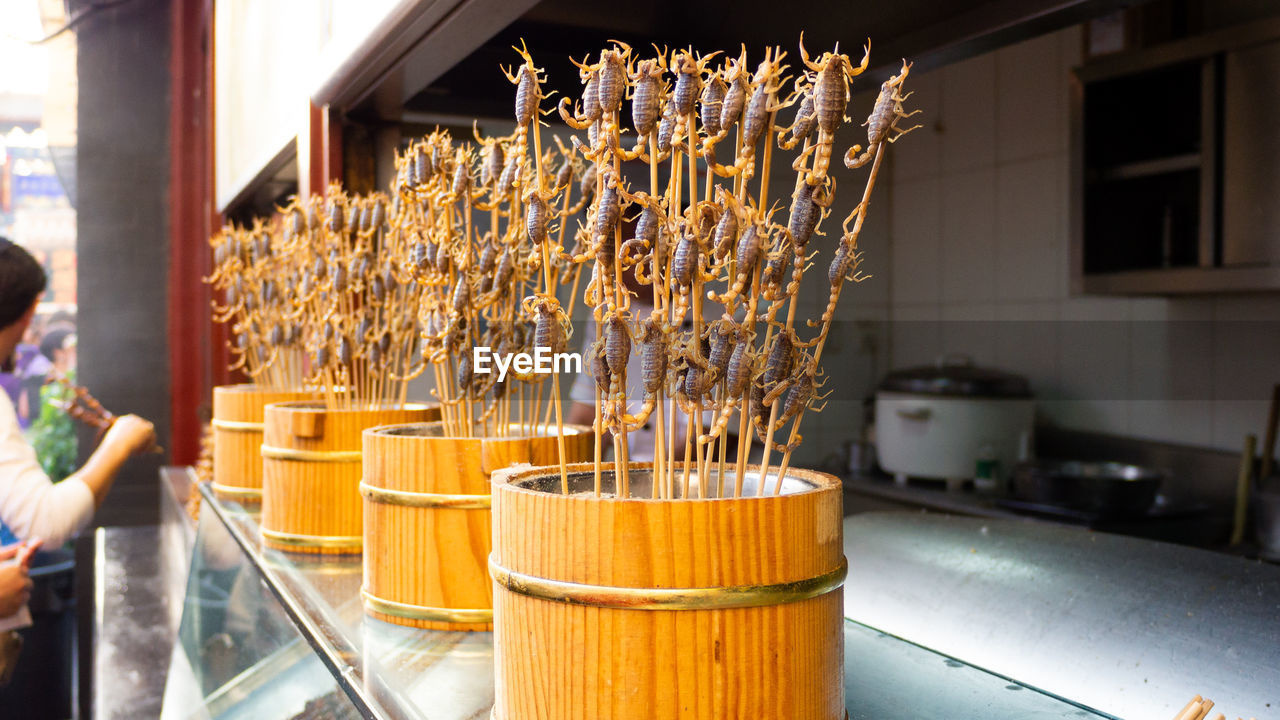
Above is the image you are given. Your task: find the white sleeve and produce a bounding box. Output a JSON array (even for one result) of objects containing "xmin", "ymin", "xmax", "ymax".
[
  {"xmin": 568, "ymin": 369, "xmax": 597, "ymax": 407},
  {"xmin": 0, "ymin": 393, "xmax": 95, "ymax": 548}
]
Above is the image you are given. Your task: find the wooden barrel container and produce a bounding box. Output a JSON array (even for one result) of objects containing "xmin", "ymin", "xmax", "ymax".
[
  {"xmin": 490, "ymin": 463, "xmax": 846, "ymax": 720},
  {"xmin": 260, "ymin": 402, "xmax": 435, "ymax": 554},
  {"xmin": 211, "ymin": 385, "xmax": 319, "ymax": 503},
  {"xmin": 362, "ymin": 423, "xmax": 594, "ymax": 631}
]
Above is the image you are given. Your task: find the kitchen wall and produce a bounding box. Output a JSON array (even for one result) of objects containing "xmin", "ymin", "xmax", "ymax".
[{"xmin": 865, "ymin": 24, "xmax": 1280, "ymax": 459}]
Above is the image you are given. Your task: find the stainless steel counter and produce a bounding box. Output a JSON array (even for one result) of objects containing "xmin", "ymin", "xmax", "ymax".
[
  {"xmin": 844, "ymin": 512, "xmax": 1280, "ymax": 720},
  {"xmin": 843, "ymin": 473, "xmax": 1232, "ymax": 548},
  {"xmin": 94, "ymin": 525, "xmax": 176, "ymax": 720},
  {"xmin": 157, "ymin": 477, "xmax": 1112, "ymax": 720},
  {"xmin": 93, "ymin": 469, "xmax": 199, "ymax": 720}
]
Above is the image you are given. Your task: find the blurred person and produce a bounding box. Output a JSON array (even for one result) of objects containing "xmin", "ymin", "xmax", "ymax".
[
  {"xmin": 0, "ymin": 238, "xmax": 155, "ymax": 677},
  {"xmin": 0, "ymin": 369, "xmax": 16, "ymax": 428},
  {"xmin": 40, "ymin": 311, "xmax": 74, "ymax": 337},
  {"xmin": 0, "ymin": 540, "xmax": 39, "ymax": 687},
  {"xmin": 14, "ymin": 331, "xmax": 52, "ymax": 429},
  {"xmin": 0, "ymin": 317, "xmax": 44, "ymax": 428},
  {"xmin": 0, "ymin": 542, "xmax": 37, "ymax": 619},
  {"xmin": 37, "ymin": 328, "xmax": 74, "ymax": 379}
]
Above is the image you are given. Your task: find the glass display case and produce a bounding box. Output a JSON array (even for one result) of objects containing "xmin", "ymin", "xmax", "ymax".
[{"xmin": 160, "ymin": 477, "xmax": 1109, "ymax": 720}]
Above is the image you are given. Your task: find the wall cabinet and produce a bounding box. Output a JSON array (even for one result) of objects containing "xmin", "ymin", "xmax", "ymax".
[
  {"xmin": 1072, "ymin": 18, "xmax": 1280, "ymax": 294},
  {"xmin": 1222, "ymin": 39, "xmax": 1280, "ymax": 268}
]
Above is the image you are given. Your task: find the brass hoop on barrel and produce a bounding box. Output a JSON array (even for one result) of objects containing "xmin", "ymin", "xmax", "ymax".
[
  {"xmin": 260, "ymin": 527, "xmax": 363, "ymax": 550},
  {"xmin": 211, "ymin": 418, "xmax": 265, "ymax": 433},
  {"xmin": 359, "ymin": 481, "xmax": 491, "ymax": 509},
  {"xmin": 210, "ymin": 483, "xmax": 263, "ymax": 500},
  {"xmin": 260, "ymin": 445, "xmax": 363, "ymax": 463},
  {"xmin": 488, "ymin": 555, "xmax": 847, "ymax": 611},
  {"xmin": 360, "ymin": 589, "xmax": 493, "ymax": 624}
]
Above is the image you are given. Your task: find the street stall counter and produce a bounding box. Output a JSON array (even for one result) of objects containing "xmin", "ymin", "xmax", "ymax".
[{"xmin": 156, "ymin": 472, "xmax": 1120, "ymax": 720}]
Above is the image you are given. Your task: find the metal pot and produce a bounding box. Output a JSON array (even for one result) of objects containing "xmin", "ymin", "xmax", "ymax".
[
  {"xmin": 875, "ymin": 356, "xmax": 1033, "ymax": 485},
  {"xmin": 1012, "ymin": 460, "xmax": 1163, "ymax": 516}
]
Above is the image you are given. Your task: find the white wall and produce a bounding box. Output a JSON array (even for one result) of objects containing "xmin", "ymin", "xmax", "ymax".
[{"xmin": 878, "ymin": 25, "xmax": 1280, "ymax": 454}]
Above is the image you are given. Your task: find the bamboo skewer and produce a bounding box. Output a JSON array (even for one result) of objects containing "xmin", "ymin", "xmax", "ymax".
[
  {"xmin": 1171, "ymin": 694, "xmax": 1255, "ymax": 720},
  {"xmin": 775, "ymin": 144, "xmax": 888, "ymax": 489}
]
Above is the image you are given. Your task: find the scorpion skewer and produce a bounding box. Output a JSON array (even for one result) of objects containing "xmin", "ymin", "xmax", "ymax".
[
  {"xmin": 772, "ymin": 59, "xmax": 916, "ymax": 490},
  {"xmin": 507, "ymin": 41, "xmax": 572, "ymax": 489}
]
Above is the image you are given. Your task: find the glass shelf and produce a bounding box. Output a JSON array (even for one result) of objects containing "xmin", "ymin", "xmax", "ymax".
[{"xmin": 162, "ymin": 480, "xmax": 1110, "ymax": 720}]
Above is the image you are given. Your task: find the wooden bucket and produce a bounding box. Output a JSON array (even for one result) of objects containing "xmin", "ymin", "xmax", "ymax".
[
  {"xmin": 211, "ymin": 385, "xmax": 319, "ymax": 502},
  {"xmin": 490, "ymin": 463, "xmax": 846, "ymax": 720},
  {"xmin": 260, "ymin": 402, "xmax": 436, "ymax": 554},
  {"xmin": 361, "ymin": 423, "xmax": 594, "ymax": 631}
]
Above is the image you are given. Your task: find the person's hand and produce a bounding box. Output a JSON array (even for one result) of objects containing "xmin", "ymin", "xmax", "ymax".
[
  {"xmin": 102, "ymin": 415, "xmax": 156, "ymax": 457},
  {"xmin": 15, "ymin": 540, "xmax": 41, "ymax": 568},
  {"xmin": 0, "ymin": 544, "xmax": 34, "ymax": 617}
]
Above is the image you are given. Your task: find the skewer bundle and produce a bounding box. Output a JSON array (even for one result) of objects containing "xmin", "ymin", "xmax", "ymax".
[
  {"xmin": 391, "ymin": 124, "xmax": 586, "ymax": 455},
  {"xmin": 210, "ymin": 188, "xmax": 431, "ymax": 409},
  {"xmin": 487, "ymin": 37, "xmax": 919, "ymax": 720},
  {"xmin": 278, "ymin": 188, "xmax": 427, "ymax": 410},
  {"xmin": 208, "ymin": 219, "xmax": 309, "ymax": 392},
  {"xmin": 356, "ymin": 90, "xmax": 600, "ymax": 624},
  {"xmin": 507, "ymin": 37, "xmax": 920, "ymax": 497},
  {"xmin": 1173, "ymin": 695, "xmax": 1258, "ymax": 720}
]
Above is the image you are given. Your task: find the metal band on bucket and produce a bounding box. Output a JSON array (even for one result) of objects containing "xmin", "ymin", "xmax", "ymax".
[
  {"xmin": 495, "ymin": 706, "xmax": 846, "ymax": 720},
  {"xmin": 260, "ymin": 445, "xmax": 363, "ymax": 463},
  {"xmin": 488, "ymin": 555, "xmax": 847, "ymax": 611},
  {"xmin": 210, "ymin": 482, "xmax": 263, "ymax": 500},
  {"xmin": 211, "ymin": 418, "xmax": 265, "ymax": 433},
  {"xmin": 260, "ymin": 527, "xmax": 363, "ymax": 550},
  {"xmin": 359, "ymin": 481, "xmax": 491, "ymax": 509},
  {"xmin": 361, "ymin": 588, "xmax": 493, "ymax": 624}
]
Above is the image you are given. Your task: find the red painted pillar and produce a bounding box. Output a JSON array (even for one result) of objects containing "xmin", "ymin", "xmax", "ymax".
[
  {"xmin": 301, "ymin": 102, "xmax": 343, "ymax": 199},
  {"xmin": 167, "ymin": 0, "xmax": 220, "ymax": 465}
]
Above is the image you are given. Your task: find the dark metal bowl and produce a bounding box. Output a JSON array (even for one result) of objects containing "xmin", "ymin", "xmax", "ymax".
[{"xmin": 1012, "ymin": 461, "xmax": 1163, "ymax": 517}]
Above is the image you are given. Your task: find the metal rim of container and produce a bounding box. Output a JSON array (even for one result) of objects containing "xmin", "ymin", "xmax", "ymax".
[
  {"xmin": 359, "ymin": 481, "xmax": 491, "ymax": 509},
  {"xmin": 493, "ymin": 709, "xmax": 849, "ymax": 720},
  {"xmin": 211, "ymin": 418, "xmax": 265, "ymax": 433},
  {"xmin": 259, "ymin": 445, "xmax": 363, "ymax": 463},
  {"xmin": 489, "ymin": 708, "xmax": 850, "ymax": 720},
  {"xmin": 493, "ymin": 702, "xmax": 852, "ymax": 719},
  {"xmin": 488, "ymin": 555, "xmax": 847, "ymax": 611},
  {"xmin": 210, "ymin": 482, "xmax": 263, "ymax": 500},
  {"xmin": 260, "ymin": 527, "xmax": 363, "ymax": 549},
  {"xmin": 361, "ymin": 588, "xmax": 493, "ymax": 624}
]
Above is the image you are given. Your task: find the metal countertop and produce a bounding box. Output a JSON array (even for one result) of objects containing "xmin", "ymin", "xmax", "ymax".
[{"xmin": 844, "ymin": 512, "xmax": 1280, "ymax": 720}]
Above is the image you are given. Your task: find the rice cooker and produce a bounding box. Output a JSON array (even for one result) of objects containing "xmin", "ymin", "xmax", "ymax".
[{"xmin": 875, "ymin": 356, "xmax": 1033, "ymax": 486}]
